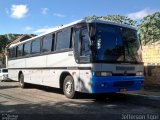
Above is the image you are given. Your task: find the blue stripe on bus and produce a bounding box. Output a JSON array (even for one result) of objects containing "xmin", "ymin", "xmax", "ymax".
[{"xmin": 92, "ymin": 72, "xmax": 144, "ymax": 93}]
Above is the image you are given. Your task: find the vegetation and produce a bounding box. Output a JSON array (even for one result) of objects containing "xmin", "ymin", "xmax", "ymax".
[
  {"xmin": 85, "ymin": 15, "xmax": 137, "ymax": 26},
  {"xmin": 85, "ymin": 12, "xmax": 160, "ymax": 45},
  {"xmin": 138, "ymin": 12, "xmax": 160, "ymax": 45},
  {"xmin": 0, "ymin": 34, "xmax": 22, "ymax": 52},
  {"xmin": 0, "ymin": 34, "xmax": 22, "ymax": 66}
]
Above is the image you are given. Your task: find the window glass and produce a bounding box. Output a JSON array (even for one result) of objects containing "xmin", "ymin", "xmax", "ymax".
[
  {"xmin": 42, "ymin": 34, "xmax": 52, "ymax": 52},
  {"xmin": 74, "ymin": 30, "xmax": 80, "ymax": 51},
  {"xmin": 74, "ymin": 30, "xmax": 80, "ymax": 60},
  {"xmin": 81, "ymin": 28, "xmax": 90, "ymax": 56},
  {"xmin": 56, "ymin": 28, "xmax": 71, "ymax": 50},
  {"xmin": 24, "ymin": 42, "xmax": 31, "ymax": 56},
  {"xmin": 17, "ymin": 44, "xmax": 23, "ymax": 57},
  {"xmin": 2, "ymin": 69, "xmax": 8, "ymax": 73},
  {"xmin": 31, "ymin": 39, "xmax": 41, "ymax": 54},
  {"xmin": 9, "ymin": 47, "xmax": 16, "ymax": 58},
  {"xmin": 96, "ymin": 24, "xmax": 123, "ymax": 62},
  {"xmin": 52, "ymin": 34, "xmax": 55, "ymax": 51}
]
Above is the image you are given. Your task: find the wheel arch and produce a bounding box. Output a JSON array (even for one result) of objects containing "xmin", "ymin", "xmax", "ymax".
[
  {"xmin": 18, "ymin": 71, "xmax": 23, "ymax": 81},
  {"xmin": 59, "ymin": 71, "xmax": 72, "ymax": 89}
]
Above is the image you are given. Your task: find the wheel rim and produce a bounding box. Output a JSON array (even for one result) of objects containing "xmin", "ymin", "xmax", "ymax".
[{"xmin": 65, "ymin": 81, "xmax": 72, "ymax": 95}]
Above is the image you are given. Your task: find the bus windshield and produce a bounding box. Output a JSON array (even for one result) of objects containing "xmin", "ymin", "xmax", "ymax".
[{"xmin": 94, "ymin": 23, "xmax": 142, "ymax": 63}]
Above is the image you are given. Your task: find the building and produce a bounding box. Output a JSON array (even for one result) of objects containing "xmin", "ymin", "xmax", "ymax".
[{"xmin": 142, "ymin": 42, "xmax": 160, "ymax": 89}]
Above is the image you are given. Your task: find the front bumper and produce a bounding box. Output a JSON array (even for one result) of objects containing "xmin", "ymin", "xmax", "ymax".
[{"xmin": 92, "ymin": 74, "xmax": 144, "ymax": 93}]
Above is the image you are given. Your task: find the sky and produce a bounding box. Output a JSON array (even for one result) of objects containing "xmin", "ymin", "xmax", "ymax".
[{"xmin": 0, "ymin": 0, "xmax": 160, "ymax": 35}]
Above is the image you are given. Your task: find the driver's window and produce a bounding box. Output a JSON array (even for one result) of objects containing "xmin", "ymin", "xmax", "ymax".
[{"xmin": 81, "ymin": 28, "xmax": 90, "ymax": 57}]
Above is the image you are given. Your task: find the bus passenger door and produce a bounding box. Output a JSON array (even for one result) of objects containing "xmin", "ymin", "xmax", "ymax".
[
  {"xmin": 73, "ymin": 28, "xmax": 81, "ymax": 92},
  {"xmin": 73, "ymin": 26, "xmax": 92, "ymax": 93}
]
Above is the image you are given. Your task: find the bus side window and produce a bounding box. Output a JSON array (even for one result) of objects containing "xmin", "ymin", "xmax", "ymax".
[
  {"xmin": 24, "ymin": 42, "xmax": 31, "ymax": 56},
  {"xmin": 70, "ymin": 28, "xmax": 73, "ymax": 48},
  {"xmin": 31, "ymin": 39, "xmax": 41, "ymax": 54},
  {"xmin": 73, "ymin": 29, "xmax": 80, "ymax": 62},
  {"xmin": 42, "ymin": 34, "xmax": 52, "ymax": 53},
  {"xmin": 9, "ymin": 48, "xmax": 12, "ymax": 58},
  {"xmin": 73, "ymin": 26, "xmax": 91, "ymax": 63},
  {"xmin": 52, "ymin": 34, "xmax": 55, "ymax": 51},
  {"xmin": 56, "ymin": 28, "xmax": 71, "ymax": 51},
  {"xmin": 9, "ymin": 47, "xmax": 16, "ymax": 58},
  {"xmin": 80, "ymin": 28, "xmax": 91, "ymax": 57},
  {"xmin": 17, "ymin": 44, "xmax": 23, "ymax": 57}
]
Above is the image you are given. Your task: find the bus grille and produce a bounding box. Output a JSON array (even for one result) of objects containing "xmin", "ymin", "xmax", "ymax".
[{"xmin": 113, "ymin": 81, "xmax": 134, "ymax": 87}]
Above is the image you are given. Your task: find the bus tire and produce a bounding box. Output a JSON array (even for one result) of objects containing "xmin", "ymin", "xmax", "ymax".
[
  {"xmin": 63, "ymin": 75, "xmax": 76, "ymax": 99},
  {"xmin": 19, "ymin": 73, "xmax": 27, "ymax": 88}
]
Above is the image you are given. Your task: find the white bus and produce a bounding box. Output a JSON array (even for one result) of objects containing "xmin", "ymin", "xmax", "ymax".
[{"xmin": 8, "ymin": 19, "xmax": 144, "ymax": 99}]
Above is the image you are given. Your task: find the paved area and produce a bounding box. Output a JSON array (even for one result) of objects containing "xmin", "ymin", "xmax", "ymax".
[
  {"xmin": 129, "ymin": 89, "xmax": 160, "ymax": 97},
  {"xmin": 0, "ymin": 81, "xmax": 160, "ymax": 120}
]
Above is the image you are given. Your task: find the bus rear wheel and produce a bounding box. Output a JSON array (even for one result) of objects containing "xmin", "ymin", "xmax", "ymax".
[
  {"xmin": 19, "ymin": 73, "xmax": 27, "ymax": 88},
  {"xmin": 63, "ymin": 76, "xmax": 76, "ymax": 99}
]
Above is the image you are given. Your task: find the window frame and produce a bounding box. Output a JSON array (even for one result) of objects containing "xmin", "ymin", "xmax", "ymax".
[
  {"xmin": 9, "ymin": 47, "xmax": 17, "ymax": 59},
  {"xmin": 73, "ymin": 24, "xmax": 91, "ymax": 64},
  {"xmin": 80, "ymin": 27, "xmax": 91, "ymax": 57},
  {"xmin": 55, "ymin": 27, "xmax": 72, "ymax": 51},
  {"xmin": 17, "ymin": 44, "xmax": 23, "ymax": 57},
  {"xmin": 23, "ymin": 42, "xmax": 31, "ymax": 56},
  {"xmin": 31, "ymin": 38, "xmax": 41, "ymax": 54},
  {"xmin": 42, "ymin": 33, "xmax": 53, "ymax": 53},
  {"xmin": 8, "ymin": 26, "xmax": 76, "ymax": 60}
]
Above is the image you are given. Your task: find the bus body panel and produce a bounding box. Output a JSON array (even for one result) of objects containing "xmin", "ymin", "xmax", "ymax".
[
  {"xmin": 8, "ymin": 59, "xmax": 25, "ymax": 81},
  {"xmin": 8, "ymin": 51, "xmax": 83, "ymax": 92},
  {"xmin": 26, "ymin": 55, "xmax": 46, "ymax": 68}
]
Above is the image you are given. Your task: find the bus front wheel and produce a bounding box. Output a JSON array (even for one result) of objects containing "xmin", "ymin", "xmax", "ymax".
[
  {"xmin": 19, "ymin": 73, "xmax": 27, "ymax": 88},
  {"xmin": 63, "ymin": 76, "xmax": 76, "ymax": 99}
]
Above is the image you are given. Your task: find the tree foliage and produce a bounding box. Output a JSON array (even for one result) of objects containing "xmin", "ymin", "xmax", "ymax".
[
  {"xmin": 0, "ymin": 34, "xmax": 22, "ymax": 66},
  {"xmin": 0, "ymin": 35, "xmax": 8, "ymax": 53},
  {"xmin": 85, "ymin": 13, "xmax": 160, "ymax": 45},
  {"xmin": 85, "ymin": 15, "xmax": 137, "ymax": 26},
  {"xmin": 0, "ymin": 34, "xmax": 22, "ymax": 52},
  {"xmin": 0, "ymin": 35, "xmax": 7, "ymax": 65},
  {"xmin": 138, "ymin": 12, "xmax": 160, "ymax": 45}
]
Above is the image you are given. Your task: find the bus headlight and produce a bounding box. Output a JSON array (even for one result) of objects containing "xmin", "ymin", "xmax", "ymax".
[
  {"xmin": 136, "ymin": 71, "xmax": 143, "ymax": 76},
  {"xmin": 96, "ymin": 72, "xmax": 112, "ymax": 76}
]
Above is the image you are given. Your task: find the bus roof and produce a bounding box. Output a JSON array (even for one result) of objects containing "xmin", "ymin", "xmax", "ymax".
[{"xmin": 9, "ymin": 19, "xmax": 136, "ymax": 48}]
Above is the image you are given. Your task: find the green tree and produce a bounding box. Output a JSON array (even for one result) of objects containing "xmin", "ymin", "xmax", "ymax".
[
  {"xmin": 0, "ymin": 35, "xmax": 8, "ymax": 66},
  {"xmin": 85, "ymin": 15, "xmax": 137, "ymax": 26},
  {"xmin": 0, "ymin": 35, "xmax": 8, "ymax": 53},
  {"xmin": 138, "ymin": 12, "xmax": 160, "ymax": 45}
]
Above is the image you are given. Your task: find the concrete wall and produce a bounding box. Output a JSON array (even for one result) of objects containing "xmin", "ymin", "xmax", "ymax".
[{"xmin": 142, "ymin": 44, "xmax": 160, "ymax": 89}]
